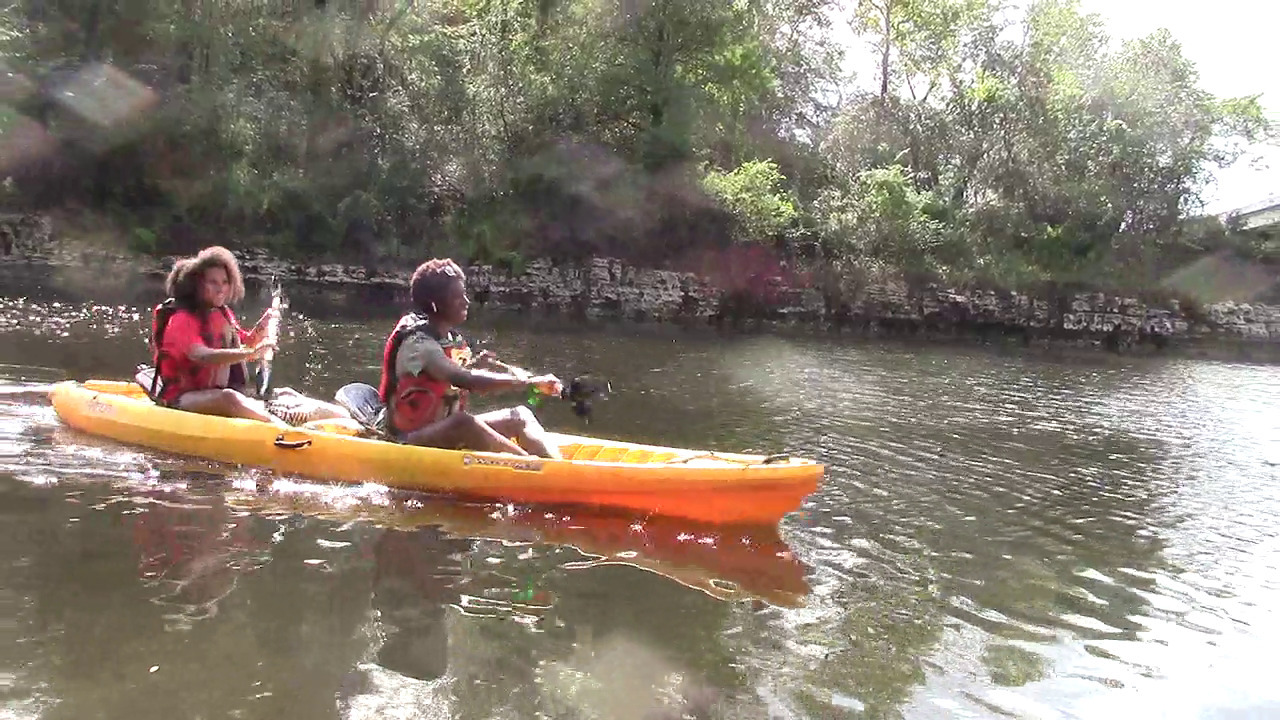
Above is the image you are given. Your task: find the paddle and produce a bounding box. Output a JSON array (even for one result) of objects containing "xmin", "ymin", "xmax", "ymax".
[
  {"xmin": 331, "ymin": 354, "xmax": 610, "ymax": 432},
  {"xmin": 254, "ymin": 278, "xmax": 284, "ymax": 399},
  {"xmin": 470, "ymin": 351, "xmax": 611, "ymax": 422}
]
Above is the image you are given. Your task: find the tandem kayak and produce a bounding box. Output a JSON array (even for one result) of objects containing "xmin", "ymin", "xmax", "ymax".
[{"xmin": 48, "ymin": 380, "xmax": 824, "ymax": 526}]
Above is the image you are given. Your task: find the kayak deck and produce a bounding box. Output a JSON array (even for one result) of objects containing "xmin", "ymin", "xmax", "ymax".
[{"xmin": 48, "ymin": 381, "xmax": 824, "ymax": 526}]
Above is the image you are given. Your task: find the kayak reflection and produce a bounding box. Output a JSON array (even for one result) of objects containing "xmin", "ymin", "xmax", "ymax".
[{"xmin": 226, "ymin": 481, "xmax": 813, "ymax": 611}]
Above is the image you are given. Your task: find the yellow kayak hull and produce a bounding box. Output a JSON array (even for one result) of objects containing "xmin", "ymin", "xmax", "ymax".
[{"xmin": 49, "ymin": 381, "xmax": 824, "ymax": 526}]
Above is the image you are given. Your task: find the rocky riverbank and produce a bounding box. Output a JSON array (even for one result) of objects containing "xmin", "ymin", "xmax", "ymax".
[{"xmin": 3, "ymin": 212, "xmax": 1278, "ymax": 359}]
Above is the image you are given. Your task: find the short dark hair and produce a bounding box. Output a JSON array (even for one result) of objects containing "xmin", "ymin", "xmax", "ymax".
[
  {"xmin": 409, "ymin": 258, "xmax": 465, "ymax": 314},
  {"xmin": 165, "ymin": 245, "xmax": 246, "ymax": 309}
]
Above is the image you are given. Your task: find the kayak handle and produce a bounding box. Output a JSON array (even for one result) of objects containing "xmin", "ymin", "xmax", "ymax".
[{"xmin": 274, "ymin": 433, "xmax": 312, "ymax": 450}]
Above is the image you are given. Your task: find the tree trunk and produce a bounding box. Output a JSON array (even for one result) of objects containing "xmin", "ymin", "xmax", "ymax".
[{"xmin": 879, "ymin": 0, "xmax": 891, "ymax": 99}]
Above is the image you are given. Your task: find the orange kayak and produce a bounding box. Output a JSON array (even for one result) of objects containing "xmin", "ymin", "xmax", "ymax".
[{"xmin": 49, "ymin": 380, "xmax": 825, "ymax": 527}]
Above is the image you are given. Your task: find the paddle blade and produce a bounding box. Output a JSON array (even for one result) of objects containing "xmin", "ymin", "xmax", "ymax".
[
  {"xmin": 254, "ymin": 365, "xmax": 272, "ymax": 400},
  {"xmin": 334, "ymin": 382, "xmax": 384, "ymax": 432},
  {"xmin": 563, "ymin": 375, "xmax": 611, "ymax": 423}
]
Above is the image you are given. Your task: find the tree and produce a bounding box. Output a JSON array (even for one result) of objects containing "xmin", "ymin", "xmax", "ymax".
[{"xmin": 0, "ymin": 0, "xmax": 1272, "ymax": 293}]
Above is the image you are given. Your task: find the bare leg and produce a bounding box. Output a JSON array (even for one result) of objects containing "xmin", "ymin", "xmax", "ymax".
[
  {"xmin": 474, "ymin": 406, "xmax": 562, "ymax": 459},
  {"xmin": 271, "ymin": 387, "xmax": 353, "ymax": 421},
  {"xmin": 402, "ymin": 412, "xmax": 530, "ymax": 455},
  {"xmin": 176, "ymin": 388, "xmax": 290, "ymax": 428},
  {"xmin": 308, "ymin": 401, "xmax": 352, "ymax": 420}
]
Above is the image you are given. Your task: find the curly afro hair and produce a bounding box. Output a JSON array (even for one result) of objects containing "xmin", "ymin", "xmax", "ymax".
[
  {"xmin": 165, "ymin": 245, "xmax": 245, "ymax": 310},
  {"xmin": 409, "ymin": 258, "xmax": 465, "ymax": 314}
]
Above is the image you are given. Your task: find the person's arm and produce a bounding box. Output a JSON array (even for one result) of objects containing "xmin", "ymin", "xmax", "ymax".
[
  {"xmin": 401, "ymin": 336, "xmax": 559, "ymax": 395},
  {"xmin": 243, "ymin": 306, "xmax": 280, "ymax": 346},
  {"xmin": 165, "ymin": 312, "xmax": 272, "ymax": 367},
  {"xmin": 188, "ymin": 342, "xmax": 271, "ymax": 366}
]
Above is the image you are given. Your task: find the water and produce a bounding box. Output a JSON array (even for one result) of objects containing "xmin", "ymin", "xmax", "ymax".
[{"xmin": 1, "ymin": 266, "xmax": 1278, "ymax": 719}]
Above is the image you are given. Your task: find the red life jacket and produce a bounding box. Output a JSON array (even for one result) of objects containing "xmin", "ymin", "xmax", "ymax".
[
  {"xmin": 149, "ymin": 300, "xmax": 246, "ymax": 402},
  {"xmin": 377, "ymin": 314, "xmax": 471, "ymax": 435}
]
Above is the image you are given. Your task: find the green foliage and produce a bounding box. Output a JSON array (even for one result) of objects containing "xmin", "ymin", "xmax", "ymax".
[
  {"xmin": 128, "ymin": 226, "xmax": 157, "ymax": 254},
  {"xmin": 814, "ymin": 0, "xmax": 1273, "ymax": 292},
  {"xmin": 813, "ymin": 165, "xmax": 953, "ymax": 272},
  {"xmin": 447, "ymin": 193, "xmax": 530, "ymax": 265},
  {"xmin": 0, "ymin": 0, "xmax": 1270, "ymax": 296},
  {"xmin": 700, "ymin": 160, "xmax": 797, "ymax": 243}
]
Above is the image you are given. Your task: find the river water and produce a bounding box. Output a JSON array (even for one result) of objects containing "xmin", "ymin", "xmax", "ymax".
[{"xmin": 1, "ymin": 265, "xmax": 1278, "ymax": 719}]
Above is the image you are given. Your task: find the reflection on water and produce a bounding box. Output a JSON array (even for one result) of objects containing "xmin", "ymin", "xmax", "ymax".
[{"xmin": 1, "ymin": 266, "xmax": 1279, "ymax": 719}]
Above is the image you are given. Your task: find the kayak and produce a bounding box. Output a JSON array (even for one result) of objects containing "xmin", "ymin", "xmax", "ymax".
[{"xmin": 48, "ymin": 380, "xmax": 824, "ymax": 526}]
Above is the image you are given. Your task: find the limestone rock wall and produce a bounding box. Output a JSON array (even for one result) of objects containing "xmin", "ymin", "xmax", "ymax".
[{"xmin": 3, "ymin": 213, "xmax": 1277, "ymax": 352}]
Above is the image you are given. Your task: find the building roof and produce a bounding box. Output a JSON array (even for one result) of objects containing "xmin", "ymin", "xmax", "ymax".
[{"xmin": 1223, "ymin": 195, "xmax": 1280, "ymax": 231}]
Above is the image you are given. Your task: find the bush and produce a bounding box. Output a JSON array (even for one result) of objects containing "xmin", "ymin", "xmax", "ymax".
[{"xmin": 700, "ymin": 160, "xmax": 798, "ymax": 244}]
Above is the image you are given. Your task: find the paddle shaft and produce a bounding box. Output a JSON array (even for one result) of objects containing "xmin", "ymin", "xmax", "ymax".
[
  {"xmin": 484, "ymin": 356, "xmax": 533, "ymax": 383},
  {"xmin": 260, "ymin": 285, "xmax": 283, "ymax": 363},
  {"xmin": 255, "ymin": 283, "xmax": 283, "ymax": 397},
  {"xmin": 471, "ymin": 354, "xmax": 609, "ymax": 420},
  {"xmin": 474, "ymin": 355, "xmax": 556, "ymax": 403}
]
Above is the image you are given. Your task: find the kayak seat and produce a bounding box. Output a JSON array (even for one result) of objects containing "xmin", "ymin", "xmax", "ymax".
[{"xmin": 133, "ymin": 364, "xmax": 164, "ymax": 405}]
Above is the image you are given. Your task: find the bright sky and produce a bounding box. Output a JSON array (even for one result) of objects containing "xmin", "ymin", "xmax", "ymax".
[{"xmin": 833, "ymin": 0, "xmax": 1280, "ymax": 214}]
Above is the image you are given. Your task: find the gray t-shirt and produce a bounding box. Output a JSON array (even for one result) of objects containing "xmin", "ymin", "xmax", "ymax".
[{"xmin": 389, "ymin": 329, "xmax": 472, "ymax": 428}]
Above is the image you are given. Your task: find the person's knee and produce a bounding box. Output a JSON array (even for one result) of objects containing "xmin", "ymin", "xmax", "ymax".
[
  {"xmin": 439, "ymin": 411, "xmax": 481, "ymax": 436},
  {"xmin": 222, "ymin": 389, "xmax": 273, "ymax": 419},
  {"xmin": 216, "ymin": 388, "xmax": 244, "ymax": 410},
  {"xmin": 463, "ymin": 412, "xmax": 492, "ymax": 435},
  {"xmin": 443, "ymin": 411, "xmax": 475, "ymax": 426},
  {"xmin": 512, "ymin": 405, "xmax": 542, "ymax": 430},
  {"xmin": 445, "ymin": 412, "xmax": 497, "ymax": 447}
]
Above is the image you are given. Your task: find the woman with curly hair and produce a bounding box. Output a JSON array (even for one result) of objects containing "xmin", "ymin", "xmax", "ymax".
[
  {"xmin": 377, "ymin": 257, "xmax": 564, "ymax": 458},
  {"xmin": 151, "ymin": 246, "xmax": 288, "ymax": 426}
]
